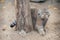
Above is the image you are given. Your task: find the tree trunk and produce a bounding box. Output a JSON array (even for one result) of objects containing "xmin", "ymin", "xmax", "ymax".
[{"xmin": 16, "ymin": 0, "xmax": 33, "ymax": 32}]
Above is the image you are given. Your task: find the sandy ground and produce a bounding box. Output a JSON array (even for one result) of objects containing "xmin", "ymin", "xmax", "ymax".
[{"xmin": 0, "ymin": 0, "xmax": 60, "ymax": 40}]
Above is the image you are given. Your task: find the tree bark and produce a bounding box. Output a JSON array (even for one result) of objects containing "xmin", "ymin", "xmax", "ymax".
[{"xmin": 16, "ymin": 0, "xmax": 33, "ymax": 32}]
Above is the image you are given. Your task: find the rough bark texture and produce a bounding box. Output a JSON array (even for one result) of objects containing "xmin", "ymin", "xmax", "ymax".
[{"xmin": 17, "ymin": 0, "xmax": 33, "ymax": 32}]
